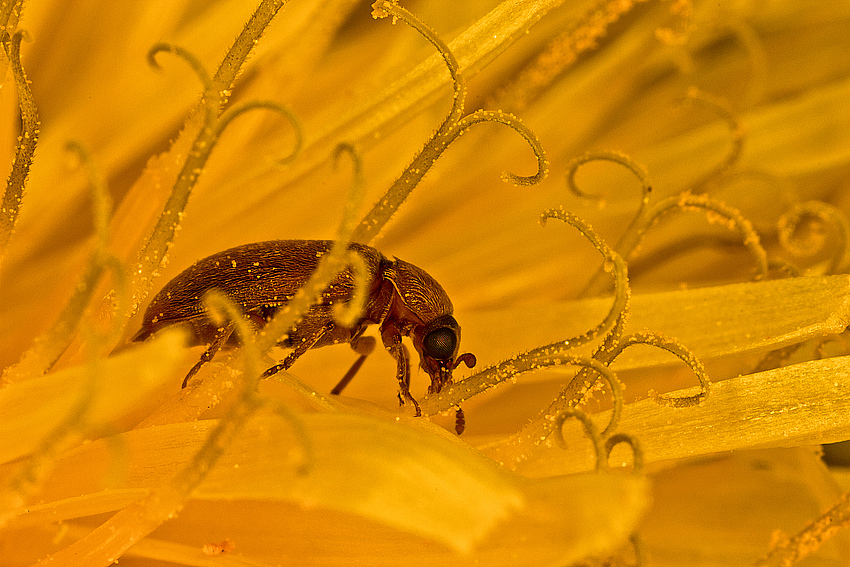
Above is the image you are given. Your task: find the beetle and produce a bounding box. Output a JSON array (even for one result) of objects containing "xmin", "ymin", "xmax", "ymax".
[{"xmin": 132, "ymin": 240, "xmax": 476, "ymax": 431}]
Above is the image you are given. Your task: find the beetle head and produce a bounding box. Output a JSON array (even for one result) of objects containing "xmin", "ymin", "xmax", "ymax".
[{"xmin": 413, "ymin": 314, "xmax": 477, "ymax": 394}]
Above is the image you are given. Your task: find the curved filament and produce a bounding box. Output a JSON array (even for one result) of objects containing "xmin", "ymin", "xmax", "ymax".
[
  {"xmin": 3, "ymin": 144, "xmax": 119, "ymax": 383},
  {"xmin": 681, "ymin": 87, "xmax": 744, "ymax": 190},
  {"xmin": 453, "ymin": 110, "xmax": 548, "ymax": 186},
  {"xmin": 566, "ymin": 151, "xmax": 652, "ymax": 297},
  {"xmin": 65, "ymin": 142, "xmax": 112, "ymax": 249},
  {"xmin": 420, "ymin": 209, "xmax": 629, "ymax": 416},
  {"xmin": 553, "ymin": 408, "xmax": 604, "ymax": 469},
  {"xmin": 605, "ymin": 432, "xmax": 644, "ymax": 474},
  {"xmin": 332, "ymin": 143, "xmax": 366, "ymax": 240},
  {"xmin": 778, "ymin": 201, "xmax": 850, "ymax": 275},
  {"xmin": 538, "ymin": 208, "xmax": 630, "ymax": 352},
  {"xmin": 351, "ymin": 0, "xmax": 547, "ymax": 244},
  {"xmin": 329, "ymin": 145, "xmax": 369, "ymax": 327},
  {"xmin": 587, "ymin": 191, "xmax": 769, "ymax": 297},
  {"xmin": 551, "ymin": 357, "xmax": 624, "ymax": 439},
  {"xmin": 132, "ymin": 1, "xmax": 294, "ymax": 316},
  {"xmin": 259, "ymin": 144, "xmax": 366, "ymax": 350},
  {"xmin": 646, "ymin": 192, "xmax": 769, "ymax": 280},
  {"xmin": 334, "ymin": 251, "xmax": 369, "ymax": 328},
  {"xmin": 0, "ymin": 30, "xmax": 40, "ymax": 254},
  {"xmin": 0, "ymin": 0, "xmax": 23, "ymax": 32},
  {"xmin": 215, "ymin": 100, "xmax": 303, "ymax": 164},
  {"xmin": 147, "ymin": 42, "xmax": 216, "ymax": 101},
  {"xmin": 611, "ymin": 332, "xmax": 710, "ymax": 407},
  {"xmin": 566, "ymin": 150, "xmax": 652, "ymax": 203}
]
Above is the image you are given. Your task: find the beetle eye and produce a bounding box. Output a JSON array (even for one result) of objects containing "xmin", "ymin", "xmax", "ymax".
[{"xmin": 423, "ymin": 327, "xmax": 456, "ymax": 360}]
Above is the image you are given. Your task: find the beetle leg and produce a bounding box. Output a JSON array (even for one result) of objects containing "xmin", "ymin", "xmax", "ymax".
[
  {"xmin": 395, "ymin": 343, "xmax": 418, "ymax": 416},
  {"xmin": 183, "ymin": 323, "xmax": 234, "ymax": 388},
  {"xmin": 455, "ymin": 407, "xmax": 466, "ymax": 435},
  {"xmin": 331, "ymin": 336, "xmax": 376, "ymax": 395},
  {"xmin": 381, "ymin": 329, "xmax": 420, "ymax": 416},
  {"xmin": 261, "ymin": 323, "xmax": 332, "ymax": 379}
]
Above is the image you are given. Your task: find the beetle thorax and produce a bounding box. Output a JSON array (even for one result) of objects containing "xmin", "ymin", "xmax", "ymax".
[{"xmin": 383, "ymin": 258, "xmax": 453, "ymax": 322}]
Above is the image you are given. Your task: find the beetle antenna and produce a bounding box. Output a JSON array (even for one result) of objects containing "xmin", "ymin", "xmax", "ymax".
[{"xmin": 453, "ymin": 353, "xmax": 477, "ymax": 370}]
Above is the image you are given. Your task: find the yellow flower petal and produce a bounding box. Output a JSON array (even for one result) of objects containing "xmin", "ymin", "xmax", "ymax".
[
  {"xmin": 521, "ymin": 355, "xmax": 850, "ymax": 476},
  {"xmin": 9, "ymin": 412, "xmax": 647, "ymax": 564},
  {"xmin": 0, "ymin": 329, "xmax": 184, "ymax": 464},
  {"xmin": 462, "ymin": 274, "xmax": 850, "ymax": 371}
]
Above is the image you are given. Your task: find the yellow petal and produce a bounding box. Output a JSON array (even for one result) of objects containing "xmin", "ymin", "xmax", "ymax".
[
  {"xmin": 10, "ymin": 412, "xmax": 647, "ymax": 564},
  {"xmin": 463, "ymin": 274, "xmax": 850, "ymax": 371},
  {"xmin": 0, "ymin": 329, "xmax": 184, "ymax": 464},
  {"xmin": 521, "ymin": 355, "xmax": 850, "ymax": 476}
]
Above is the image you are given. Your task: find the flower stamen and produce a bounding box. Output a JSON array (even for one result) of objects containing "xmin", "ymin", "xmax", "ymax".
[{"xmin": 352, "ymin": 0, "xmax": 547, "ymax": 244}]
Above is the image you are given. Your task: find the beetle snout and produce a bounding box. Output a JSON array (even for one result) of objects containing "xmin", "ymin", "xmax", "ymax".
[
  {"xmin": 423, "ymin": 352, "xmax": 477, "ymax": 394},
  {"xmin": 419, "ymin": 354, "xmax": 452, "ymax": 394},
  {"xmin": 422, "ymin": 357, "xmax": 450, "ymax": 394}
]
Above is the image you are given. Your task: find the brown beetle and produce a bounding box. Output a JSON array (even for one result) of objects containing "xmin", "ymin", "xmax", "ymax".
[{"xmin": 133, "ymin": 240, "xmax": 475, "ymax": 428}]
